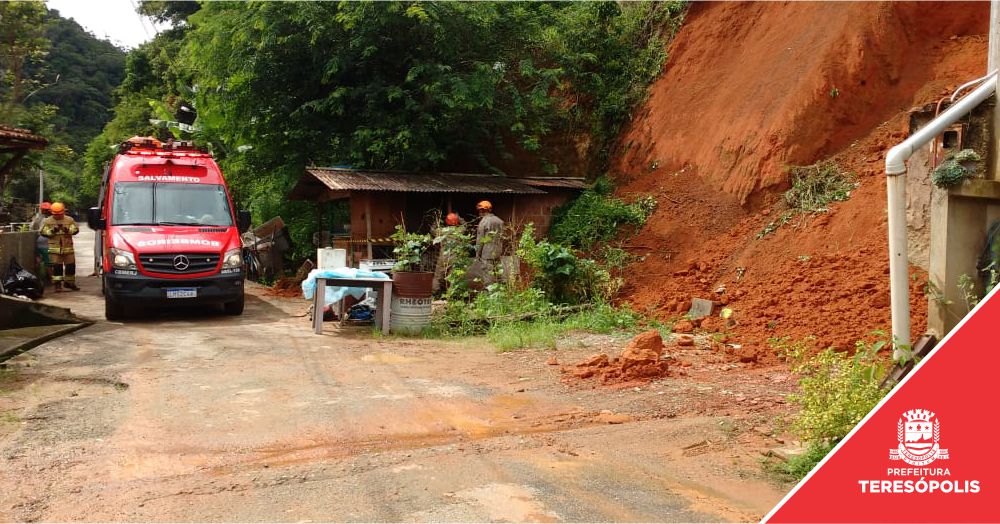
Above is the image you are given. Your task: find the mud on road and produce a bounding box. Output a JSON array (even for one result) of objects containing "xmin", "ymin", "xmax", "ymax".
[{"xmin": 0, "ymin": 228, "xmax": 796, "ymax": 522}]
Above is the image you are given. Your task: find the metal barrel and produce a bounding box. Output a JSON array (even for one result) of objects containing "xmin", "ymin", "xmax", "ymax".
[{"xmin": 389, "ymin": 295, "xmax": 432, "ymax": 335}]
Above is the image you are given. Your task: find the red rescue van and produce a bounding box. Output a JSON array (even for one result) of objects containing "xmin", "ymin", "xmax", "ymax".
[{"xmin": 88, "ymin": 137, "xmax": 251, "ymax": 320}]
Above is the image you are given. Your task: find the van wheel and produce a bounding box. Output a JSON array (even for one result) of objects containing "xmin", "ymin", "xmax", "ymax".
[
  {"xmin": 223, "ymin": 294, "xmax": 245, "ymax": 316},
  {"xmin": 105, "ymin": 294, "xmax": 125, "ymax": 321}
]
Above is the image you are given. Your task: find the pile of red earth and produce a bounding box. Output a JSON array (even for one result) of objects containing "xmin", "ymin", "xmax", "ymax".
[
  {"xmin": 266, "ymin": 276, "xmax": 304, "ymax": 298},
  {"xmin": 563, "ymin": 330, "xmax": 671, "ymax": 386},
  {"xmin": 611, "ymin": 2, "xmax": 988, "ymax": 361}
]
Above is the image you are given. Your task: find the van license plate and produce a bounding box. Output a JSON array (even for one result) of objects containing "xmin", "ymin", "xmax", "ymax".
[{"xmin": 166, "ymin": 288, "xmax": 197, "ymax": 299}]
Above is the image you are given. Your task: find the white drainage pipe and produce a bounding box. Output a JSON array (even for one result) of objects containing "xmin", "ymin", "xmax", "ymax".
[{"xmin": 884, "ymin": 77, "xmax": 996, "ymax": 359}]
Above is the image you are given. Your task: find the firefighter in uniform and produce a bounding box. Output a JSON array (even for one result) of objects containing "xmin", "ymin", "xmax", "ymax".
[{"xmin": 41, "ymin": 202, "xmax": 80, "ymax": 291}]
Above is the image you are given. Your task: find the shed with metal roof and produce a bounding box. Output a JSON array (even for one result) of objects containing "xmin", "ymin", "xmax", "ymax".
[{"xmin": 289, "ymin": 167, "xmax": 587, "ymax": 262}]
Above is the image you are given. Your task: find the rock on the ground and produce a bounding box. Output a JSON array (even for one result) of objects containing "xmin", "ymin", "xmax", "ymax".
[{"xmin": 672, "ymin": 320, "xmax": 694, "ymax": 333}]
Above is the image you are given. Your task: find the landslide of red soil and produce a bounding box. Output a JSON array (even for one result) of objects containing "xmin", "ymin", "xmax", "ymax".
[{"xmin": 613, "ymin": 2, "xmax": 988, "ymax": 360}]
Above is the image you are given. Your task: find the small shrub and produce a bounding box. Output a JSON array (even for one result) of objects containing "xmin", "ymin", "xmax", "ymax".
[
  {"xmin": 391, "ymin": 225, "xmax": 432, "ymax": 272},
  {"xmin": 776, "ymin": 336, "xmax": 889, "ymax": 449},
  {"xmin": 433, "ymin": 225, "xmax": 475, "ymax": 301},
  {"xmin": 758, "ymin": 162, "xmax": 856, "ymax": 238},
  {"xmin": 784, "ymin": 162, "xmax": 857, "ymax": 213},
  {"xmin": 932, "ymin": 149, "xmax": 981, "ymax": 188},
  {"xmin": 518, "ymin": 224, "xmax": 613, "ymax": 304},
  {"xmin": 549, "ymin": 177, "xmax": 657, "ymax": 250},
  {"xmin": 766, "ymin": 441, "xmax": 835, "ymax": 481}
]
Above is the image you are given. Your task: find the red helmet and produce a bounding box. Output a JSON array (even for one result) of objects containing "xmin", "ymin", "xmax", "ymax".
[
  {"xmin": 40, "ymin": 201, "xmax": 52, "ymax": 211},
  {"xmin": 445, "ymin": 212, "xmax": 460, "ymax": 226}
]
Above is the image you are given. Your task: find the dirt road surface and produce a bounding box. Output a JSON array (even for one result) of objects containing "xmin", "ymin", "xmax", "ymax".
[{"xmin": 0, "ymin": 226, "xmax": 796, "ymax": 522}]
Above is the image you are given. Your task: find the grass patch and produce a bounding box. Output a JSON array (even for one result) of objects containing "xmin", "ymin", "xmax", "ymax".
[
  {"xmin": 765, "ymin": 441, "xmax": 835, "ymax": 481},
  {"xmin": 0, "ymin": 366, "xmax": 17, "ymax": 395},
  {"xmin": 758, "ymin": 162, "xmax": 857, "ymax": 238},
  {"xmin": 0, "ymin": 410, "xmax": 20, "ymax": 425},
  {"xmin": 488, "ymin": 304, "xmax": 642, "ymax": 351}
]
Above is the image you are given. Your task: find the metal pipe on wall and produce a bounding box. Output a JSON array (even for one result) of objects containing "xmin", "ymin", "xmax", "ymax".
[{"xmin": 883, "ymin": 77, "xmax": 996, "ymax": 358}]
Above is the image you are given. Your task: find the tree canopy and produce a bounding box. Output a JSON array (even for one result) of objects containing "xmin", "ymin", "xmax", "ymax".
[{"xmin": 75, "ymin": 1, "xmax": 686, "ymax": 251}]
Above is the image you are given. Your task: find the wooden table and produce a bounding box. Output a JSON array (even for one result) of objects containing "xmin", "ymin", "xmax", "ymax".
[{"xmin": 313, "ymin": 277, "xmax": 393, "ymax": 334}]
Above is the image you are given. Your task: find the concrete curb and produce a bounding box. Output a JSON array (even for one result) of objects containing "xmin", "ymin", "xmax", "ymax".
[{"xmin": 0, "ymin": 322, "xmax": 92, "ymax": 362}]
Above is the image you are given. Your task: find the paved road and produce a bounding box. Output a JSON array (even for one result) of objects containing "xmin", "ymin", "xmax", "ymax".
[{"xmin": 0, "ymin": 226, "xmax": 791, "ymax": 522}]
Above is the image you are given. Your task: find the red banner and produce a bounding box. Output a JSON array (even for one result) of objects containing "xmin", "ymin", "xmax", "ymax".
[{"xmin": 764, "ymin": 285, "xmax": 1000, "ymax": 523}]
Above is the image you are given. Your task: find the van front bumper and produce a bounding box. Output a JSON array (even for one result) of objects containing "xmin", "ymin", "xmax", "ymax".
[{"xmin": 104, "ymin": 271, "xmax": 244, "ymax": 305}]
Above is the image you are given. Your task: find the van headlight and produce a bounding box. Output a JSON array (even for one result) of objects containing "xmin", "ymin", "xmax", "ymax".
[
  {"xmin": 222, "ymin": 248, "xmax": 243, "ymax": 269},
  {"xmin": 108, "ymin": 248, "xmax": 136, "ymax": 270}
]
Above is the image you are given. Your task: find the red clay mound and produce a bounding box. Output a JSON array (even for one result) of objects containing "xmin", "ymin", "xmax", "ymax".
[
  {"xmin": 613, "ymin": 2, "xmax": 987, "ymax": 360},
  {"xmin": 564, "ymin": 330, "xmax": 670, "ymax": 386}
]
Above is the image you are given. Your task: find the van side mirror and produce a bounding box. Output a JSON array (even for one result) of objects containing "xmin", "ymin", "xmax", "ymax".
[
  {"xmin": 87, "ymin": 207, "xmax": 106, "ymax": 230},
  {"xmin": 237, "ymin": 210, "xmax": 252, "ymax": 233}
]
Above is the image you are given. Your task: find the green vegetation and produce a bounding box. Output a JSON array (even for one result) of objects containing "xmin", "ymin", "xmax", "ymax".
[
  {"xmin": 549, "ymin": 177, "xmax": 657, "ymax": 250},
  {"xmin": 757, "ymin": 162, "xmax": 857, "ymax": 239},
  {"xmin": 487, "ymin": 304, "xmax": 639, "ymax": 351},
  {"xmin": 767, "ymin": 441, "xmax": 835, "ymax": 481},
  {"xmin": 391, "ymin": 225, "xmax": 433, "ymax": 272},
  {"xmin": 73, "ymin": 1, "xmax": 686, "ymax": 258},
  {"xmin": 519, "ymin": 223, "xmax": 617, "ymax": 304},
  {"xmin": 931, "ymin": 148, "xmax": 981, "ymax": 189},
  {"xmin": 1, "ymin": 2, "xmax": 126, "ymax": 211},
  {"xmin": 769, "ymin": 336, "xmax": 890, "ymax": 479},
  {"xmin": 429, "ymin": 220, "xmax": 642, "ymax": 348}
]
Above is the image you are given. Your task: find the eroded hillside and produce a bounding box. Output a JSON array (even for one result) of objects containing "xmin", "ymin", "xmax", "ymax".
[{"xmin": 613, "ymin": 1, "xmax": 989, "ymax": 359}]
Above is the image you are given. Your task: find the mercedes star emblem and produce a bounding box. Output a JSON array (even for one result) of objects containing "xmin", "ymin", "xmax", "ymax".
[{"xmin": 173, "ymin": 254, "xmax": 190, "ymax": 271}]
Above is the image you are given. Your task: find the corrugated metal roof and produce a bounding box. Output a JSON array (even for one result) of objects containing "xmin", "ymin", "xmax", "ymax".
[
  {"xmin": 0, "ymin": 125, "xmax": 47, "ymax": 148},
  {"xmin": 297, "ymin": 167, "xmax": 546, "ymax": 196},
  {"xmin": 517, "ymin": 177, "xmax": 589, "ymax": 189}
]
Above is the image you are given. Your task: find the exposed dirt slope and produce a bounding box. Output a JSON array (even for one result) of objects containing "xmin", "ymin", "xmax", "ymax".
[{"xmin": 613, "ymin": 2, "xmax": 988, "ymax": 359}]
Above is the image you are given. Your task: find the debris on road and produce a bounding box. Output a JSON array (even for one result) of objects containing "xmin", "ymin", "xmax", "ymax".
[{"xmin": 562, "ymin": 330, "xmax": 670, "ymax": 386}]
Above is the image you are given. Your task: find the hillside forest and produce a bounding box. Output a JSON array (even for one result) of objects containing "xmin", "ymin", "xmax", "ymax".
[{"xmin": 1, "ymin": 0, "xmax": 686, "ymax": 252}]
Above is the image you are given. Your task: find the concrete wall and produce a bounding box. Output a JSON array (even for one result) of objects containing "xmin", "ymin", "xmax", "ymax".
[
  {"xmin": 0, "ymin": 231, "xmax": 39, "ymax": 278},
  {"xmin": 514, "ymin": 190, "xmax": 575, "ymax": 237},
  {"xmin": 924, "ymin": 99, "xmax": 1000, "ymax": 337},
  {"xmin": 905, "ymin": 138, "xmax": 934, "ymax": 270}
]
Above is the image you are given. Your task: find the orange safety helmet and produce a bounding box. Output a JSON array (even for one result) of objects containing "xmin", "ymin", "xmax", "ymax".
[
  {"xmin": 476, "ymin": 200, "xmax": 493, "ymax": 212},
  {"xmin": 40, "ymin": 201, "xmax": 52, "ymax": 211},
  {"xmin": 445, "ymin": 212, "xmax": 460, "ymax": 226},
  {"xmin": 50, "ymin": 202, "xmax": 66, "ymax": 215}
]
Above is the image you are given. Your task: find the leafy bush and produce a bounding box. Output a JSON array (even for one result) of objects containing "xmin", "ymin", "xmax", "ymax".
[
  {"xmin": 518, "ymin": 224, "xmax": 614, "ymax": 303},
  {"xmin": 549, "ymin": 177, "xmax": 656, "ymax": 250},
  {"xmin": 770, "ymin": 336, "xmax": 888, "ymax": 479},
  {"xmin": 434, "ymin": 224, "xmax": 475, "ymax": 301},
  {"xmin": 932, "ymin": 149, "xmax": 981, "ymax": 188},
  {"xmin": 785, "ymin": 338, "xmax": 888, "ymax": 443},
  {"xmin": 391, "ymin": 225, "xmax": 432, "ymax": 272}
]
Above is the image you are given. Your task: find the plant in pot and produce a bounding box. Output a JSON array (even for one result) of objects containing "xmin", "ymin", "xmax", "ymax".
[{"xmin": 391, "ymin": 225, "xmax": 434, "ymax": 297}]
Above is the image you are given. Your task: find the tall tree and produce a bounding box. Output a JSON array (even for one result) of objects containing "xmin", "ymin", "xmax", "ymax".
[{"xmin": 0, "ymin": 1, "xmax": 49, "ymax": 120}]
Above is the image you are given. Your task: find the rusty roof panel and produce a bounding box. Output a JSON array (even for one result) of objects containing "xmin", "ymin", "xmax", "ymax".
[
  {"xmin": 0, "ymin": 125, "xmax": 47, "ymax": 148},
  {"xmin": 302, "ymin": 167, "xmax": 546, "ymax": 195},
  {"xmin": 516, "ymin": 177, "xmax": 589, "ymax": 189}
]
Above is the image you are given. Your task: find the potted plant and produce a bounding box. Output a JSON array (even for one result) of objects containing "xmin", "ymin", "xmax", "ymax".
[{"xmin": 390, "ymin": 225, "xmax": 434, "ymax": 297}]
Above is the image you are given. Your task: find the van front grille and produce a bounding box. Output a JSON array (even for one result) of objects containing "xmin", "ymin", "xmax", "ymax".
[{"xmin": 140, "ymin": 252, "xmax": 219, "ymax": 274}]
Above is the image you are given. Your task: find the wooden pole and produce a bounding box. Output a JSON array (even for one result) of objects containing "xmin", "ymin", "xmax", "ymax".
[
  {"xmin": 991, "ymin": 0, "xmax": 1000, "ymax": 181},
  {"xmin": 365, "ymin": 195, "xmax": 373, "ymax": 260}
]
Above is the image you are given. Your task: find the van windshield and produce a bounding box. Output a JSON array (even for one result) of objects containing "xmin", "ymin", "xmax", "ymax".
[{"xmin": 111, "ymin": 182, "xmax": 233, "ymax": 226}]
